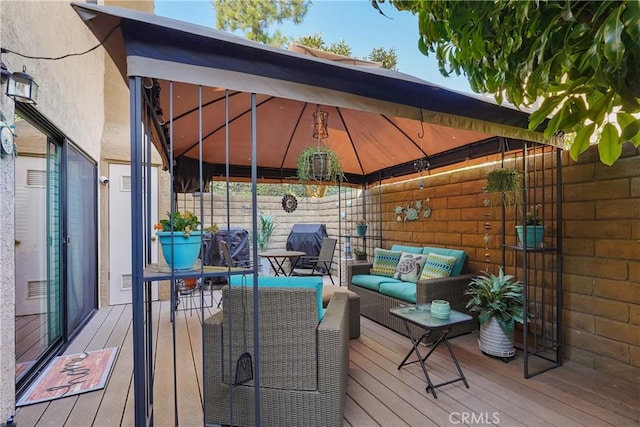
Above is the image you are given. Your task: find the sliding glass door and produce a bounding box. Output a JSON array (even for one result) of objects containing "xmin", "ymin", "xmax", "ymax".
[
  {"xmin": 14, "ymin": 119, "xmax": 63, "ymax": 385},
  {"xmin": 65, "ymin": 145, "xmax": 97, "ymax": 335},
  {"xmin": 14, "ymin": 110, "xmax": 97, "ymax": 394}
]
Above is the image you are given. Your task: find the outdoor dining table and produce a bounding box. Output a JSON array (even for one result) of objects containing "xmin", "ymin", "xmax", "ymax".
[{"xmin": 257, "ymin": 250, "xmax": 306, "ymax": 277}]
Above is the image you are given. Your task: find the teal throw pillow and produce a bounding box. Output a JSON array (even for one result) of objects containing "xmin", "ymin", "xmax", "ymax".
[
  {"xmin": 371, "ymin": 248, "xmax": 402, "ymax": 277},
  {"xmin": 420, "ymin": 252, "xmax": 457, "ymax": 280},
  {"xmin": 393, "ymin": 252, "xmax": 428, "ymax": 283}
]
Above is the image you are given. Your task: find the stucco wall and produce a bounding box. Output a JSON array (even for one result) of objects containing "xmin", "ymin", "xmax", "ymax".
[
  {"xmin": 1, "ymin": 0, "xmax": 107, "ymax": 420},
  {"xmin": 0, "ymin": 0, "xmax": 154, "ymax": 421},
  {"xmin": 1, "ymin": 0, "xmax": 105, "ymax": 159},
  {"xmin": 0, "ymin": 93, "xmax": 16, "ymax": 425},
  {"xmin": 98, "ymin": 0, "xmax": 157, "ymax": 307}
]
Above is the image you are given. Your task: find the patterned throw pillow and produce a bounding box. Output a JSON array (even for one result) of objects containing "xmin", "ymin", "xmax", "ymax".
[
  {"xmin": 371, "ymin": 248, "xmax": 402, "ymax": 277},
  {"xmin": 393, "ymin": 252, "xmax": 428, "ymax": 283},
  {"xmin": 420, "ymin": 252, "xmax": 457, "ymax": 280}
]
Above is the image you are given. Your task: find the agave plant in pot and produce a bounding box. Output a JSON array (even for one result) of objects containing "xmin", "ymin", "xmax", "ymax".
[
  {"xmin": 154, "ymin": 211, "xmax": 202, "ymax": 270},
  {"xmin": 465, "ymin": 268, "xmax": 526, "ymax": 361}
]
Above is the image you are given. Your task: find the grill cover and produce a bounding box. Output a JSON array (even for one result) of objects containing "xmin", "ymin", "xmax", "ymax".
[
  {"xmin": 202, "ymin": 228, "xmax": 250, "ymax": 267},
  {"xmin": 286, "ymin": 224, "xmax": 328, "ymax": 269}
]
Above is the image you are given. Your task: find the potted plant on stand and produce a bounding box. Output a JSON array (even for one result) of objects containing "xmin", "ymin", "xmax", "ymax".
[
  {"xmin": 155, "ymin": 211, "xmax": 202, "ymax": 271},
  {"xmin": 465, "ymin": 268, "xmax": 526, "ymax": 361},
  {"xmin": 516, "ymin": 204, "xmax": 544, "ymax": 248},
  {"xmin": 353, "ymin": 246, "xmax": 367, "ymax": 261},
  {"xmin": 257, "ymin": 213, "xmax": 276, "ymax": 275},
  {"xmin": 355, "ymin": 219, "xmax": 368, "ymax": 236}
]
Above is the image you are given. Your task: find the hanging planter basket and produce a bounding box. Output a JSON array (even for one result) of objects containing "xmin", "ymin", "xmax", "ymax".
[
  {"xmin": 311, "ymin": 151, "xmax": 329, "ymax": 180},
  {"xmin": 296, "ymin": 145, "xmax": 344, "ymax": 184}
]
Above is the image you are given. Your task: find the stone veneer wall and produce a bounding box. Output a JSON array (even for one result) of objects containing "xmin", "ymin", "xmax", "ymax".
[
  {"xmin": 374, "ymin": 144, "xmax": 639, "ymax": 384},
  {"xmin": 560, "ymin": 144, "xmax": 639, "ymax": 383}
]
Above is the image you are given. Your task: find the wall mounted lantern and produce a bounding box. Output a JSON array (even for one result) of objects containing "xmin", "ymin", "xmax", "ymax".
[
  {"xmin": 6, "ymin": 66, "xmax": 38, "ymax": 104},
  {"xmin": 1, "ymin": 48, "xmax": 38, "ymax": 104}
]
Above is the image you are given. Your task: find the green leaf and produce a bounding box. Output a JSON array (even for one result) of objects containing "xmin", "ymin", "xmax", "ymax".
[
  {"xmin": 588, "ymin": 91, "xmax": 614, "ymax": 122},
  {"xmin": 570, "ymin": 123, "xmax": 596, "ymax": 161},
  {"xmin": 620, "ymin": 119, "xmax": 640, "ymax": 146},
  {"xmin": 602, "ymin": 6, "xmax": 625, "ymax": 66},
  {"xmin": 598, "ymin": 123, "xmax": 622, "ymax": 166},
  {"xmin": 529, "ymin": 95, "xmax": 563, "ymax": 130},
  {"xmin": 417, "ymin": 36, "xmax": 428, "ymax": 56}
]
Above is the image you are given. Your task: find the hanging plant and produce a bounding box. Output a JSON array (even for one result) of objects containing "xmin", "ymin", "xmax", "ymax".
[
  {"xmin": 296, "ymin": 145, "xmax": 345, "ymax": 184},
  {"xmin": 485, "ymin": 168, "xmax": 522, "ymax": 210}
]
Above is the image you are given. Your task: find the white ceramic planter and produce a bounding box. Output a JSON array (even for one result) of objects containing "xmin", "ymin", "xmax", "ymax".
[{"xmin": 478, "ymin": 316, "xmax": 515, "ymax": 358}]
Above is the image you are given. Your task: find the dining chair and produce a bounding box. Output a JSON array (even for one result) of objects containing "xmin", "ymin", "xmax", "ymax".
[{"xmin": 291, "ymin": 237, "xmax": 337, "ymax": 285}]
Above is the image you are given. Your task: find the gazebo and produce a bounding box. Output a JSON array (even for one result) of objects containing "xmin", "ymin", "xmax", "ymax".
[{"xmin": 73, "ymin": 3, "xmax": 560, "ymax": 425}]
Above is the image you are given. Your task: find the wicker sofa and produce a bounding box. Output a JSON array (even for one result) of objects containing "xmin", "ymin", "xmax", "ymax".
[
  {"xmin": 347, "ymin": 244, "xmax": 478, "ymax": 339},
  {"xmin": 204, "ymin": 276, "xmax": 349, "ymax": 426}
]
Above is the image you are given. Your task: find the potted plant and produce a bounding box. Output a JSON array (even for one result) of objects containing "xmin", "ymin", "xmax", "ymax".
[
  {"xmin": 154, "ymin": 211, "xmax": 202, "ymax": 270},
  {"xmin": 516, "ymin": 204, "xmax": 544, "ymax": 248},
  {"xmin": 257, "ymin": 213, "xmax": 276, "ymax": 275},
  {"xmin": 296, "ymin": 145, "xmax": 345, "ymax": 183},
  {"xmin": 353, "ymin": 246, "xmax": 367, "ymax": 261},
  {"xmin": 355, "ymin": 219, "xmax": 368, "ymax": 236},
  {"xmin": 485, "ymin": 168, "xmax": 522, "ymax": 210},
  {"xmin": 465, "ymin": 268, "xmax": 526, "ymax": 360}
]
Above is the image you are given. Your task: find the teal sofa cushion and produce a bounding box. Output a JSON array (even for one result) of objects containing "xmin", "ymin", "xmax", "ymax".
[
  {"xmin": 378, "ymin": 281, "xmax": 417, "ymax": 303},
  {"xmin": 352, "ymin": 274, "xmax": 403, "ymax": 292},
  {"xmin": 391, "ymin": 244, "xmax": 422, "ymax": 254},
  {"xmin": 230, "ymin": 276, "xmax": 324, "ymax": 321},
  {"xmin": 421, "ymin": 247, "xmax": 467, "ymax": 276}
]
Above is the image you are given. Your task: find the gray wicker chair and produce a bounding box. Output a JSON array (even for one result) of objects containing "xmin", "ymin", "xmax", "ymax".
[{"xmin": 204, "ymin": 284, "xmax": 349, "ymax": 426}]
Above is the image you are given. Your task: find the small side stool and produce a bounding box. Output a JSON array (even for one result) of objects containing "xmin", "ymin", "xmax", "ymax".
[{"xmin": 322, "ymin": 286, "xmax": 360, "ymax": 339}]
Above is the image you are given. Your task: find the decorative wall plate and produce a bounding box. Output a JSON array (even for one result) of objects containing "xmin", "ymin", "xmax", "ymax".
[{"xmin": 281, "ymin": 194, "xmax": 298, "ymax": 213}]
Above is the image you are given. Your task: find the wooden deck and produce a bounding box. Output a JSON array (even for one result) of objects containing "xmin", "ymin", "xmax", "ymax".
[{"xmin": 15, "ymin": 288, "xmax": 639, "ymax": 427}]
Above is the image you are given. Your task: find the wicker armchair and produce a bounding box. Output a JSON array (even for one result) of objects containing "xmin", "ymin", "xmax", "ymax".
[{"xmin": 204, "ymin": 283, "xmax": 349, "ymax": 426}]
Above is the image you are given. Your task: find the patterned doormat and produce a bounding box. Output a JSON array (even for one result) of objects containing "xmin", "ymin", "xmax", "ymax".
[{"xmin": 17, "ymin": 347, "xmax": 118, "ymax": 407}]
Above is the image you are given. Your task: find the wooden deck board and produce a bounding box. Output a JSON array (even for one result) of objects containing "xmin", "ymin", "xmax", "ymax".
[{"xmin": 14, "ymin": 302, "xmax": 640, "ymax": 427}]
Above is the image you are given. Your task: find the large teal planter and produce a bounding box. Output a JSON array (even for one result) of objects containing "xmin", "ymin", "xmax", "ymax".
[
  {"xmin": 515, "ymin": 225, "xmax": 544, "ymax": 248},
  {"xmin": 157, "ymin": 231, "xmax": 202, "ymax": 270}
]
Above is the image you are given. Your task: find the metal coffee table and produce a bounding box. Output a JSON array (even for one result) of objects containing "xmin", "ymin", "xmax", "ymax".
[{"xmin": 390, "ymin": 303, "xmax": 472, "ymax": 398}]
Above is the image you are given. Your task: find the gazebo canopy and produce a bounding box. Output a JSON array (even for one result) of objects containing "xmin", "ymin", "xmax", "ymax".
[{"xmin": 73, "ymin": 2, "xmax": 550, "ymax": 188}]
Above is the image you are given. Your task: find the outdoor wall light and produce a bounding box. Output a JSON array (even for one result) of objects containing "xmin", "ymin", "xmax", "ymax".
[
  {"xmin": 312, "ymin": 109, "xmax": 328, "ymax": 139},
  {"xmin": 0, "ymin": 61, "xmax": 9, "ymax": 84},
  {"xmin": 6, "ymin": 65, "xmax": 38, "ymax": 104}
]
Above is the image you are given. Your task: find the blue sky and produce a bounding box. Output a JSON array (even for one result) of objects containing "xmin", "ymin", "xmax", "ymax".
[{"xmin": 154, "ymin": 0, "xmax": 474, "ymax": 93}]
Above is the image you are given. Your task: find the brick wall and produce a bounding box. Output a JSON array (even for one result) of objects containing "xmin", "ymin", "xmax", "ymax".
[
  {"xmin": 374, "ymin": 144, "xmax": 639, "ymax": 383},
  {"xmin": 561, "ymin": 144, "xmax": 639, "ymax": 383}
]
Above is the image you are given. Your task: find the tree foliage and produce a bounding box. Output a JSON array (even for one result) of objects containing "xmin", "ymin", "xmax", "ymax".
[
  {"xmin": 214, "ymin": 0, "xmax": 310, "ymax": 47},
  {"xmin": 374, "ymin": 0, "xmax": 640, "ymax": 165},
  {"xmin": 367, "ymin": 46, "xmax": 398, "ymax": 70},
  {"xmin": 296, "ymin": 34, "xmax": 398, "ymax": 69}
]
